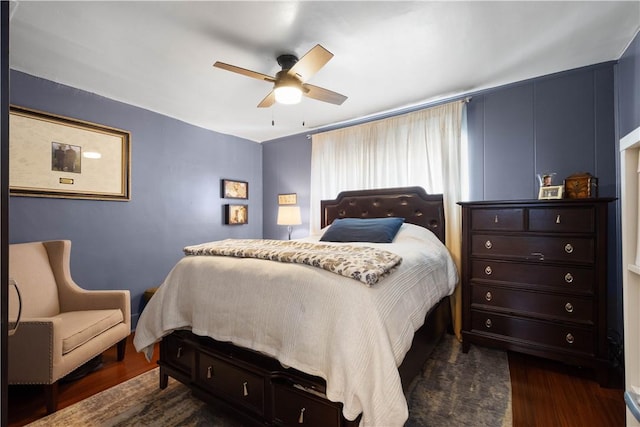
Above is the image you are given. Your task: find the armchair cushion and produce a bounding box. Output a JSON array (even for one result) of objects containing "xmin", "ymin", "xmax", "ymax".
[{"xmin": 58, "ymin": 309, "xmax": 124, "ymax": 355}]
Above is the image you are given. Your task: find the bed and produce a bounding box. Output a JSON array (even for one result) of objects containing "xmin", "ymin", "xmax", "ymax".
[{"xmin": 134, "ymin": 186, "xmax": 458, "ymax": 427}]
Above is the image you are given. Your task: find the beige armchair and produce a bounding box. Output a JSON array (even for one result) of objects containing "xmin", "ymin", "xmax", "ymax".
[{"xmin": 8, "ymin": 240, "xmax": 131, "ymax": 413}]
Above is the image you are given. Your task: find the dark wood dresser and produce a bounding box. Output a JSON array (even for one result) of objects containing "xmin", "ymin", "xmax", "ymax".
[{"xmin": 458, "ymin": 198, "xmax": 614, "ymax": 386}]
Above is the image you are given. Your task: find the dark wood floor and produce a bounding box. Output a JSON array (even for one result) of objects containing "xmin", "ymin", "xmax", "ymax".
[{"xmin": 7, "ymin": 334, "xmax": 626, "ymax": 427}]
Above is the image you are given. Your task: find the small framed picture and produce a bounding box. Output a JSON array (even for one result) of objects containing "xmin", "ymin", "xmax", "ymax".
[
  {"xmin": 278, "ymin": 193, "xmax": 297, "ymax": 205},
  {"xmin": 538, "ymin": 185, "xmax": 564, "ymax": 200},
  {"xmin": 224, "ymin": 204, "xmax": 248, "ymax": 225},
  {"xmin": 221, "ymin": 179, "xmax": 248, "ymax": 199}
]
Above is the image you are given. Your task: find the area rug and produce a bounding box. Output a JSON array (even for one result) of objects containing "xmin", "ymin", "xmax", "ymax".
[{"xmin": 28, "ymin": 334, "xmax": 511, "ymax": 426}]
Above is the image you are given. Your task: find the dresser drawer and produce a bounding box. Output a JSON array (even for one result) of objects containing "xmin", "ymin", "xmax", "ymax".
[
  {"xmin": 529, "ymin": 207, "xmax": 594, "ymax": 233},
  {"xmin": 196, "ymin": 352, "xmax": 265, "ymax": 415},
  {"xmin": 272, "ymin": 382, "xmax": 342, "ymax": 427},
  {"xmin": 163, "ymin": 333, "xmax": 195, "ymax": 375},
  {"xmin": 472, "ymin": 234, "xmax": 594, "ymax": 263},
  {"xmin": 471, "ymin": 285, "xmax": 593, "ymax": 323},
  {"xmin": 471, "ymin": 208, "xmax": 524, "ymax": 231},
  {"xmin": 470, "ymin": 260, "xmax": 594, "ymax": 293},
  {"xmin": 470, "ymin": 310, "xmax": 594, "ymax": 355}
]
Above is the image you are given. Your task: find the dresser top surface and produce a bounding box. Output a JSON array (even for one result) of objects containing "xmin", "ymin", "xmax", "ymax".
[{"xmin": 458, "ymin": 198, "xmax": 616, "ymax": 207}]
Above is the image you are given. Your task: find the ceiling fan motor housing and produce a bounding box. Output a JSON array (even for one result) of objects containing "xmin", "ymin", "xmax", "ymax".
[{"xmin": 276, "ymin": 54, "xmax": 299, "ymax": 70}]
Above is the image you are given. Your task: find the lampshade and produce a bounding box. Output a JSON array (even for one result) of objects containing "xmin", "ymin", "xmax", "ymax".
[
  {"xmin": 274, "ymin": 86, "xmax": 302, "ymax": 105},
  {"xmin": 277, "ymin": 206, "xmax": 302, "ymax": 225}
]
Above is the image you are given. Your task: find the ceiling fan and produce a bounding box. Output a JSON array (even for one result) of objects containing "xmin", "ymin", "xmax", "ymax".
[{"xmin": 213, "ymin": 44, "xmax": 348, "ymax": 108}]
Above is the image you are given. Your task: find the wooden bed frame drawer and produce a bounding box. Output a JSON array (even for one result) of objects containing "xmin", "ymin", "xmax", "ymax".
[
  {"xmin": 162, "ymin": 333, "xmax": 195, "ymax": 375},
  {"xmin": 471, "ymin": 208, "xmax": 524, "ymax": 231},
  {"xmin": 196, "ymin": 351, "xmax": 265, "ymax": 415},
  {"xmin": 471, "ymin": 285, "xmax": 594, "ymax": 324},
  {"xmin": 470, "ymin": 260, "xmax": 594, "ymax": 293},
  {"xmin": 470, "ymin": 310, "xmax": 594, "ymax": 355},
  {"xmin": 272, "ymin": 382, "xmax": 342, "ymax": 427}
]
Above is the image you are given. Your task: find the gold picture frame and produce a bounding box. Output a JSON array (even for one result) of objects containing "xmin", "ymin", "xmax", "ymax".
[
  {"xmin": 9, "ymin": 106, "xmax": 131, "ymax": 201},
  {"xmin": 538, "ymin": 185, "xmax": 564, "ymax": 200},
  {"xmin": 278, "ymin": 193, "xmax": 297, "ymax": 205}
]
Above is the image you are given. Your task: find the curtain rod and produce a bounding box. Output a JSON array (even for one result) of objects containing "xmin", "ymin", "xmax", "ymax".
[{"xmin": 306, "ymin": 96, "xmax": 472, "ymax": 139}]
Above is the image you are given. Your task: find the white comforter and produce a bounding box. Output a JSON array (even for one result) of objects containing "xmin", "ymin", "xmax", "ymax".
[{"xmin": 134, "ymin": 223, "xmax": 458, "ymax": 427}]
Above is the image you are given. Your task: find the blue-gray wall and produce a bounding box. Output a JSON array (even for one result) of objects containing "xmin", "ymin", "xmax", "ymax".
[
  {"xmin": 262, "ymin": 134, "xmax": 312, "ymax": 239},
  {"xmin": 618, "ymin": 31, "xmax": 640, "ymax": 138},
  {"xmin": 9, "ymin": 71, "xmax": 263, "ymax": 326}
]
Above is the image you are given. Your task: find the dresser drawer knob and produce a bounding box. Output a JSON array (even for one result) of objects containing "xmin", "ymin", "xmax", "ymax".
[
  {"xmin": 494, "ymin": 215, "xmax": 499, "ymax": 223},
  {"xmin": 243, "ymin": 381, "xmax": 249, "ymax": 397},
  {"xmin": 565, "ymin": 302, "xmax": 574, "ymax": 313},
  {"xmin": 485, "ymin": 318, "xmax": 492, "ymax": 328},
  {"xmin": 484, "ymin": 266, "xmax": 492, "ymax": 275},
  {"xmin": 176, "ymin": 346, "xmax": 182, "ymax": 359},
  {"xmin": 207, "ymin": 365, "xmax": 214, "ymax": 379},
  {"xmin": 566, "ymin": 333, "xmax": 575, "ymax": 344},
  {"xmin": 564, "ymin": 273, "xmax": 574, "ymax": 283},
  {"xmin": 485, "ymin": 291, "xmax": 492, "ymax": 301},
  {"xmin": 298, "ymin": 407, "xmax": 306, "ymax": 424},
  {"xmin": 485, "ymin": 240, "xmax": 493, "ymax": 249},
  {"xmin": 556, "ymin": 214, "xmax": 561, "ymax": 224},
  {"xmin": 564, "ymin": 243, "xmax": 574, "ymax": 254}
]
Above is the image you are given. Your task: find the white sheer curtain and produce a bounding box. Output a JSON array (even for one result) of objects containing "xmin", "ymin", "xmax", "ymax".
[{"xmin": 310, "ymin": 100, "xmax": 467, "ymax": 338}]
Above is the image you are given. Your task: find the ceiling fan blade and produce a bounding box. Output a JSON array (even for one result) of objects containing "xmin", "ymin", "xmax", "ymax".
[
  {"xmin": 303, "ymin": 83, "xmax": 348, "ymax": 105},
  {"xmin": 257, "ymin": 90, "xmax": 276, "ymax": 108},
  {"xmin": 213, "ymin": 61, "xmax": 276, "ymax": 83},
  {"xmin": 288, "ymin": 44, "xmax": 333, "ymax": 82}
]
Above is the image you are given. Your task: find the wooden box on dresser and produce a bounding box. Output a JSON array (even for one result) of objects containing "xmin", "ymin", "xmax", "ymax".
[{"xmin": 458, "ymin": 198, "xmax": 614, "ymax": 386}]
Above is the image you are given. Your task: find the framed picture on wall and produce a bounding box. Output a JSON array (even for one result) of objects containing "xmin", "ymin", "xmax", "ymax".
[
  {"xmin": 278, "ymin": 193, "xmax": 297, "ymax": 205},
  {"xmin": 221, "ymin": 179, "xmax": 248, "ymax": 199},
  {"xmin": 225, "ymin": 204, "xmax": 248, "ymax": 225},
  {"xmin": 9, "ymin": 105, "xmax": 131, "ymax": 201}
]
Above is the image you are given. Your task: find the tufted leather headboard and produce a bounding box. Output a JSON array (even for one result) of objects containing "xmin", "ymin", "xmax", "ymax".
[{"xmin": 320, "ymin": 186, "xmax": 445, "ymax": 244}]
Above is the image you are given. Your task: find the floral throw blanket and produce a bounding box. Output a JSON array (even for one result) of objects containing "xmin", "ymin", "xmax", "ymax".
[{"xmin": 183, "ymin": 239, "xmax": 402, "ymax": 286}]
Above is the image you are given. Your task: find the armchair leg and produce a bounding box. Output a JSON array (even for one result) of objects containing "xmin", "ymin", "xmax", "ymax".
[
  {"xmin": 116, "ymin": 337, "xmax": 127, "ymax": 361},
  {"xmin": 44, "ymin": 382, "xmax": 59, "ymax": 414}
]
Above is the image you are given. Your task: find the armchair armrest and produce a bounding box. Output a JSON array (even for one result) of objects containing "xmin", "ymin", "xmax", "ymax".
[
  {"xmin": 59, "ymin": 289, "xmax": 131, "ymax": 330},
  {"xmin": 7, "ymin": 318, "xmax": 63, "ymax": 384}
]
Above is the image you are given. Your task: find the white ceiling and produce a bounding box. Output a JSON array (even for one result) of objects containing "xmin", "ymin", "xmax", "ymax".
[{"xmin": 8, "ymin": 1, "xmax": 640, "ymax": 143}]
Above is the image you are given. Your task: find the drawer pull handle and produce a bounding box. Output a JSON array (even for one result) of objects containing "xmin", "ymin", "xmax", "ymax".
[
  {"xmin": 484, "ymin": 266, "xmax": 492, "ymax": 275},
  {"xmin": 564, "ymin": 243, "xmax": 574, "ymax": 254},
  {"xmin": 494, "ymin": 215, "xmax": 499, "ymax": 223},
  {"xmin": 207, "ymin": 366, "xmax": 213, "ymax": 379},
  {"xmin": 556, "ymin": 214, "xmax": 561, "ymax": 224},
  {"xmin": 531, "ymin": 252, "xmax": 545, "ymax": 261},
  {"xmin": 485, "ymin": 240, "xmax": 492, "ymax": 249},
  {"xmin": 564, "ymin": 273, "xmax": 574, "ymax": 283},
  {"xmin": 176, "ymin": 346, "xmax": 182, "ymax": 359},
  {"xmin": 566, "ymin": 333, "xmax": 575, "ymax": 344},
  {"xmin": 565, "ymin": 302, "xmax": 574, "ymax": 313},
  {"xmin": 485, "ymin": 318, "xmax": 492, "ymax": 328},
  {"xmin": 243, "ymin": 381, "xmax": 248, "ymax": 397},
  {"xmin": 485, "ymin": 291, "xmax": 492, "ymax": 301},
  {"xmin": 298, "ymin": 407, "xmax": 306, "ymax": 424}
]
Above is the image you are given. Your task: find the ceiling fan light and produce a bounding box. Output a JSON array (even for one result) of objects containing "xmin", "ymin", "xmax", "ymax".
[{"xmin": 274, "ymin": 86, "xmax": 302, "ymax": 104}]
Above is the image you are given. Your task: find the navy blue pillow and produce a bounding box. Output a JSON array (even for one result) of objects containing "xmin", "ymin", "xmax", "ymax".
[{"xmin": 320, "ymin": 217, "xmax": 405, "ymax": 243}]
